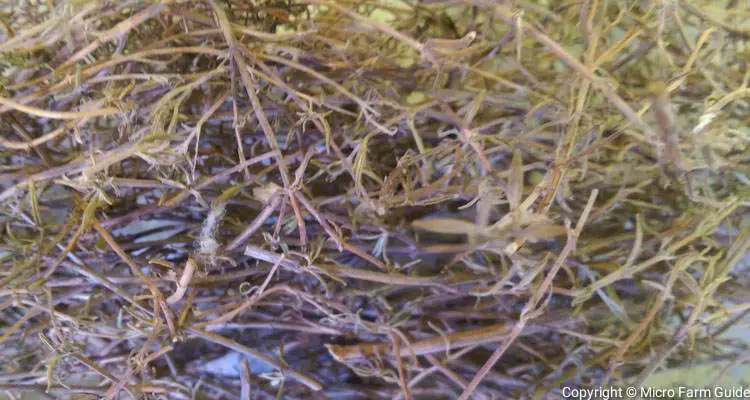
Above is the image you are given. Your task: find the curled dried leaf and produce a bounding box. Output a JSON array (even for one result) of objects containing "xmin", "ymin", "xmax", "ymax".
[{"xmin": 253, "ymin": 182, "xmax": 282, "ymax": 203}]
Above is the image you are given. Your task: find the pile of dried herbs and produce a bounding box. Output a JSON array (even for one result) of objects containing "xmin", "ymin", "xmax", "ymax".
[{"xmin": 1, "ymin": 0, "xmax": 749, "ymax": 399}]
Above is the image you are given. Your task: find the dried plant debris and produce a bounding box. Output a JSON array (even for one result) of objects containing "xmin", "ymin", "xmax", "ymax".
[{"xmin": 0, "ymin": 0, "xmax": 749, "ymax": 399}]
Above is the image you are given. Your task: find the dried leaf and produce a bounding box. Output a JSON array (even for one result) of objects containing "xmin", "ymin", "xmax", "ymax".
[
  {"xmin": 508, "ymin": 149, "xmax": 523, "ymax": 211},
  {"xmin": 517, "ymin": 222, "xmax": 567, "ymax": 240},
  {"xmin": 412, "ymin": 218, "xmax": 483, "ymax": 236},
  {"xmin": 354, "ymin": 133, "xmax": 374, "ymax": 188}
]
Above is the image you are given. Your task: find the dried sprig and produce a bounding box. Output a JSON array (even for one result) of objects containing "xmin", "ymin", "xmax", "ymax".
[{"xmin": 1, "ymin": 1, "xmax": 748, "ymax": 399}]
